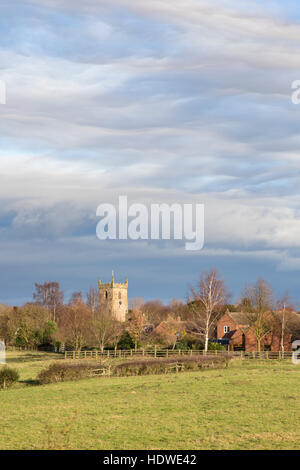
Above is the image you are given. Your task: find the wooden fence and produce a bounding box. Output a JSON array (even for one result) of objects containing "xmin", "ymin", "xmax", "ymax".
[
  {"xmin": 64, "ymin": 349, "xmax": 294, "ymax": 361},
  {"xmin": 6, "ymin": 346, "xmax": 40, "ymax": 351}
]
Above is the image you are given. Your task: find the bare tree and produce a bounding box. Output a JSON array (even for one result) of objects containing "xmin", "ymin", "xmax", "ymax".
[
  {"xmin": 86, "ymin": 286, "xmax": 98, "ymax": 314},
  {"xmin": 70, "ymin": 291, "xmax": 83, "ymax": 305},
  {"xmin": 91, "ymin": 300, "xmax": 119, "ymax": 352},
  {"xmin": 189, "ymin": 268, "xmax": 229, "ymax": 352},
  {"xmin": 275, "ymin": 292, "xmax": 289, "ymax": 354},
  {"xmin": 141, "ymin": 300, "xmax": 170, "ymax": 324},
  {"xmin": 169, "ymin": 298, "xmax": 187, "ymax": 320},
  {"xmin": 58, "ymin": 299, "xmax": 91, "ymax": 351},
  {"xmin": 127, "ymin": 309, "xmax": 145, "ymax": 349},
  {"xmin": 129, "ymin": 297, "xmax": 144, "ymax": 311},
  {"xmin": 274, "ymin": 292, "xmax": 296, "ymax": 354},
  {"xmin": 33, "ymin": 281, "xmax": 64, "ymax": 322},
  {"xmin": 243, "ymin": 278, "xmax": 274, "ymax": 352}
]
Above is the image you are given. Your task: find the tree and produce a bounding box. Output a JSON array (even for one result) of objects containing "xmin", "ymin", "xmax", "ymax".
[
  {"xmin": 239, "ymin": 297, "xmax": 254, "ymax": 312},
  {"xmin": 42, "ymin": 321, "xmax": 58, "ymax": 346},
  {"xmin": 33, "ymin": 282, "xmax": 64, "ymax": 322},
  {"xmin": 6, "ymin": 304, "xmax": 50, "ymax": 348},
  {"xmin": 0, "ymin": 305, "xmax": 13, "ymax": 344},
  {"xmin": 86, "ymin": 286, "xmax": 98, "ymax": 314},
  {"xmin": 91, "ymin": 300, "xmax": 119, "ymax": 352},
  {"xmin": 127, "ymin": 309, "xmax": 145, "ymax": 349},
  {"xmin": 169, "ymin": 298, "xmax": 188, "ymax": 320},
  {"xmin": 117, "ymin": 331, "xmax": 135, "ymax": 350},
  {"xmin": 70, "ymin": 291, "xmax": 83, "ymax": 305},
  {"xmin": 274, "ymin": 292, "xmax": 296, "ymax": 354},
  {"xmin": 140, "ymin": 300, "xmax": 170, "ymax": 324},
  {"xmin": 129, "ymin": 297, "xmax": 144, "ymax": 311},
  {"xmin": 58, "ymin": 299, "xmax": 91, "ymax": 351},
  {"xmin": 189, "ymin": 268, "xmax": 229, "ymax": 352},
  {"xmin": 243, "ymin": 278, "xmax": 274, "ymax": 352}
]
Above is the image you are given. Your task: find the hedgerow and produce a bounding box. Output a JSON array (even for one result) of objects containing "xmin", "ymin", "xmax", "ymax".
[
  {"xmin": 37, "ymin": 361, "xmax": 108, "ymax": 384},
  {"xmin": 114, "ymin": 355, "xmax": 229, "ymax": 377}
]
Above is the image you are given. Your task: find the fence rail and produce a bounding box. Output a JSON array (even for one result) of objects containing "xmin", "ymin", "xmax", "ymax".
[{"xmin": 64, "ymin": 349, "xmax": 294, "ymax": 361}]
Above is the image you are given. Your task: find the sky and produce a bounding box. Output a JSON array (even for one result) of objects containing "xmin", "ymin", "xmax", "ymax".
[{"xmin": 1, "ymin": 0, "xmax": 300, "ymax": 306}]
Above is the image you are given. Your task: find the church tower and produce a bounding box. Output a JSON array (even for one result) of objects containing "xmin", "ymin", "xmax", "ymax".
[{"xmin": 98, "ymin": 273, "xmax": 128, "ymax": 322}]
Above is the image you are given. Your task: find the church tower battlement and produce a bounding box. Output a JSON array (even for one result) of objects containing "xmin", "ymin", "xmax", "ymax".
[{"xmin": 98, "ymin": 273, "xmax": 128, "ymax": 322}]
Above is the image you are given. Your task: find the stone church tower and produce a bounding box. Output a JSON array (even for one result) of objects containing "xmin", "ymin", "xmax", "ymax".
[{"xmin": 98, "ymin": 273, "xmax": 128, "ymax": 322}]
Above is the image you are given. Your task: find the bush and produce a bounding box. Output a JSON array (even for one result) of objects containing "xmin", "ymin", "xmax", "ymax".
[
  {"xmin": 114, "ymin": 355, "xmax": 229, "ymax": 377},
  {"xmin": 117, "ymin": 331, "xmax": 135, "ymax": 350},
  {"xmin": 37, "ymin": 361, "xmax": 108, "ymax": 384},
  {"xmin": 0, "ymin": 366, "xmax": 19, "ymax": 389},
  {"xmin": 207, "ymin": 341, "xmax": 226, "ymax": 351},
  {"xmin": 181, "ymin": 334, "xmax": 204, "ymax": 350},
  {"xmin": 175, "ymin": 341, "xmax": 190, "ymax": 351}
]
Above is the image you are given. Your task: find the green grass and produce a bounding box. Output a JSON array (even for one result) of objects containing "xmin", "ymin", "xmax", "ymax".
[{"xmin": 0, "ymin": 352, "xmax": 299, "ymax": 450}]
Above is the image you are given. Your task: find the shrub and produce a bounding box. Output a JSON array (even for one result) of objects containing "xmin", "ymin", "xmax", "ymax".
[
  {"xmin": 207, "ymin": 341, "xmax": 226, "ymax": 351},
  {"xmin": 117, "ymin": 331, "xmax": 135, "ymax": 350},
  {"xmin": 114, "ymin": 355, "xmax": 229, "ymax": 377},
  {"xmin": 182, "ymin": 334, "xmax": 204, "ymax": 350},
  {"xmin": 38, "ymin": 355, "xmax": 232, "ymax": 384},
  {"xmin": 175, "ymin": 341, "xmax": 190, "ymax": 351},
  {"xmin": 37, "ymin": 361, "xmax": 108, "ymax": 384},
  {"xmin": 0, "ymin": 366, "xmax": 19, "ymax": 389}
]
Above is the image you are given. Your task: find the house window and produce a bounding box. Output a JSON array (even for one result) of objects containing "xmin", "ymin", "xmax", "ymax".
[{"xmin": 224, "ymin": 326, "xmax": 230, "ymax": 333}]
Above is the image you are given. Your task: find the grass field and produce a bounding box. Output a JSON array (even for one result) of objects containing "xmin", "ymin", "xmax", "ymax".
[{"xmin": 0, "ymin": 351, "xmax": 299, "ymax": 450}]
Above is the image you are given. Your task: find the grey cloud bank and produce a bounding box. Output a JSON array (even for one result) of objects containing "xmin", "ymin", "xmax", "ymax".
[{"xmin": 0, "ymin": 0, "xmax": 300, "ymax": 304}]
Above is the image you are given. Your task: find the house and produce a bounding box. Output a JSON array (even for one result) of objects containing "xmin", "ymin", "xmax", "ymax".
[{"xmin": 217, "ymin": 309, "xmax": 300, "ymax": 351}]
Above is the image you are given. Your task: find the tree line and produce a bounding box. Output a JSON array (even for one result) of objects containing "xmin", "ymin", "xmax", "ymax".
[{"xmin": 0, "ymin": 269, "xmax": 299, "ymax": 352}]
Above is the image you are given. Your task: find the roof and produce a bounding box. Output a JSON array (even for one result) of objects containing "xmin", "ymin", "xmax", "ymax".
[
  {"xmin": 225, "ymin": 310, "xmax": 300, "ymax": 336},
  {"xmin": 226, "ymin": 311, "xmax": 251, "ymax": 326}
]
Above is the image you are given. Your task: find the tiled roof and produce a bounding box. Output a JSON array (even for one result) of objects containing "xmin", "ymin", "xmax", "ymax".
[{"xmin": 227, "ymin": 311, "xmax": 251, "ymax": 325}]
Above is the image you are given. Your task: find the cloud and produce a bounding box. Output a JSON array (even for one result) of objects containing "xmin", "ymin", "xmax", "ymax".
[{"xmin": 0, "ymin": 0, "xmax": 300, "ymax": 303}]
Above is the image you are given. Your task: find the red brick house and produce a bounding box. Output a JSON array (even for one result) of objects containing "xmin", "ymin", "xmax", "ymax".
[{"xmin": 217, "ymin": 310, "xmax": 299, "ymax": 351}]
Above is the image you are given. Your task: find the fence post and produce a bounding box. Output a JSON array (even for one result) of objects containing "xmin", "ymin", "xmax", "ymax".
[
  {"xmin": 154, "ymin": 346, "xmax": 157, "ymax": 358},
  {"xmin": 73, "ymin": 351, "xmax": 75, "ymax": 360},
  {"xmin": 65, "ymin": 351, "xmax": 67, "ymax": 360}
]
